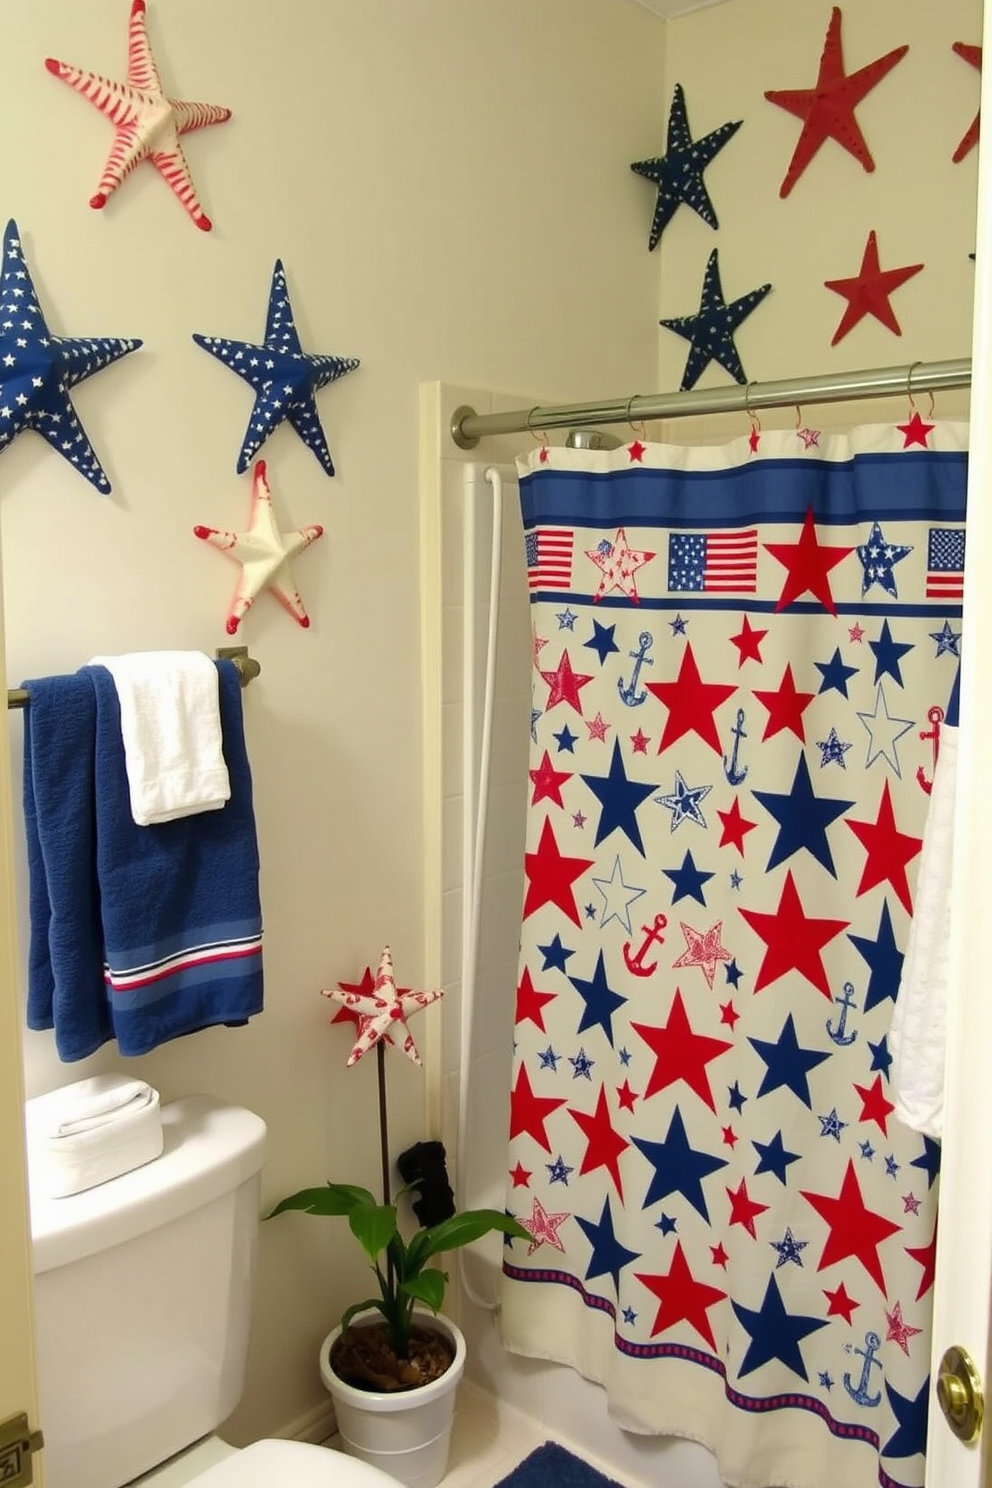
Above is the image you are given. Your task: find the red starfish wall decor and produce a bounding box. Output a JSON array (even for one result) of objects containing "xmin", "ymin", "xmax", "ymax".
[
  {"xmin": 764, "ymin": 7, "xmax": 908, "ymax": 198},
  {"xmin": 951, "ymin": 42, "xmax": 982, "ymax": 162},
  {"xmin": 823, "ymin": 230, "xmax": 924, "ymax": 345}
]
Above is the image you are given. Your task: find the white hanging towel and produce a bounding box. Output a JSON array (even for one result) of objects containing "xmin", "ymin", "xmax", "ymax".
[
  {"xmin": 88, "ymin": 650, "xmax": 230, "ymax": 826},
  {"xmin": 890, "ymin": 727, "xmax": 957, "ymax": 1140}
]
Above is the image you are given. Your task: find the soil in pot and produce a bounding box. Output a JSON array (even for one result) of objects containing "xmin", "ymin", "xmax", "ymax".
[{"xmin": 330, "ymin": 1320, "xmax": 455, "ymax": 1393}]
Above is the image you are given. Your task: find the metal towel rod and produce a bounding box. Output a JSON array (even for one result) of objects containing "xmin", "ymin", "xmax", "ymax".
[{"xmin": 6, "ymin": 645, "xmax": 261, "ymax": 711}]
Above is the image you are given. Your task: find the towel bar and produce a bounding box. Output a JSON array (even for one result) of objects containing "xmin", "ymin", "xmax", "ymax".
[{"xmin": 5, "ymin": 646, "xmax": 261, "ymax": 710}]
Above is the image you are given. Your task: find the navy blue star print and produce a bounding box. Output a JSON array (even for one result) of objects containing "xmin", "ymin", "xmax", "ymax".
[
  {"xmin": 753, "ymin": 1130, "xmax": 802, "ymax": 1185},
  {"xmin": 568, "ymin": 951, "xmax": 627, "ymax": 1047},
  {"xmin": 815, "ymin": 647, "xmax": 859, "ymax": 697},
  {"xmin": 193, "ymin": 258, "xmax": 359, "ymax": 475},
  {"xmin": 632, "ymin": 1107, "xmax": 728, "ymax": 1220},
  {"xmin": 630, "ymin": 83, "xmax": 743, "ymax": 250},
  {"xmin": 733, "ymin": 1273, "xmax": 828, "ymax": 1381},
  {"xmin": 849, "ymin": 900, "xmax": 904, "ymax": 1012},
  {"xmin": 655, "ymin": 771, "xmax": 712, "ymax": 830},
  {"xmin": 856, "ymin": 521, "xmax": 912, "ymax": 598},
  {"xmin": 870, "ymin": 620, "xmax": 914, "ymax": 687},
  {"xmin": 660, "ymin": 248, "xmax": 772, "ymax": 391},
  {"xmin": 662, "ymin": 848, "xmax": 714, "ymax": 905},
  {"xmin": 585, "ymin": 620, "xmax": 620, "ymax": 665},
  {"xmin": 581, "ymin": 741, "xmax": 659, "ymax": 854},
  {"xmin": 538, "ymin": 934, "xmax": 575, "ymax": 973},
  {"xmin": 753, "ymin": 751, "xmax": 854, "ymax": 876},
  {"xmin": 749, "ymin": 1014, "xmax": 831, "ymax": 1107},
  {"xmin": 575, "ymin": 1196, "xmax": 641, "ymax": 1293}
]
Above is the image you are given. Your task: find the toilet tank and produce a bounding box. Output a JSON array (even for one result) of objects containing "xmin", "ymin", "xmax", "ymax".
[{"xmin": 29, "ymin": 1095, "xmax": 267, "ymax": 1488}]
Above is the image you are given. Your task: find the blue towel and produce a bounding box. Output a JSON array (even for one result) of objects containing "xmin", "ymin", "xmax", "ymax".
[
  {"xmin": 88, "ymin": 658, "xmax": 264, "ymax": 1056},
  {"xmin": 21, "ymin": 674, "xmax": 112, "ymax": 1061}
]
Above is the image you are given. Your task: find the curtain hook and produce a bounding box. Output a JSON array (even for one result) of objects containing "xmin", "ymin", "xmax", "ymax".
[
  {"xmin": 626, "ymin": 394, "xmax": 646, "ymax": 439},
  {"xmin": 528, "ymin": 411, "xmax": 550, "ymax": 461},
  {"xmin": 744, "ymin": 382, "xmax": 760, "ymax": 451},
  {"xmin": 794, "ymin": 403, "xmax": 803, "ymax": 430},
  {"xmin": 906, "ymin": 361, "xmax": 922, "ymax": 413}
]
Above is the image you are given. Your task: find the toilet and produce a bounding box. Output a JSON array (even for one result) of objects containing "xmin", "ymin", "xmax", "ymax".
[{"xmin": 28, "ymin": 1094, "xmax": 399, "ymax": 1488}]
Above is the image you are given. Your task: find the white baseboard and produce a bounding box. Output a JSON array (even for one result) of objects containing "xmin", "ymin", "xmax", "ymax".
[{"xmin": 277, "ymin": 1398, "xmax": 338, "ymax": 1446}]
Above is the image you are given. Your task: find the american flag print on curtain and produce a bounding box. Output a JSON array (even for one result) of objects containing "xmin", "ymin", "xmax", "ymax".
[{"xmin": 499, "ymin": 422, "xmax": 967, "ymax": 1488}]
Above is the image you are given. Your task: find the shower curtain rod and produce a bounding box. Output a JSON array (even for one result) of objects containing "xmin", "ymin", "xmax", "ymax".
[
  {"xmin": 449, "ymin": 356, "xmax": 972, "ymax": 449},
  {"xmin": 5, "ymin": 646, "xmax": 261, "ymax": 711}
]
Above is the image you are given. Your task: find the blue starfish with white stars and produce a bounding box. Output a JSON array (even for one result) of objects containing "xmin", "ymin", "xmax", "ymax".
[
  {"xmin": 855, "ymin": 520, "xmax": 912, "ymax": 598},
  {"xmin": 630, "ymin": 84, "xmax": 742, "ymax": 251},
  {"xmin": 660, "ymin": 248, "xmax": 772, "ymax": 391},
  {"xmin": 0, "ymin": 219, "xmax": 141, "ymax": 492},
  {"xmin": 193, "ymin": 258, "xmax": 359, "ymax": 476}
]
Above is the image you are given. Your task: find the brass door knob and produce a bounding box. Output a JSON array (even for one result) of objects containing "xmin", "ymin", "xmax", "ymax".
[{"xmin": 936, "ymin": 1346, "xmax": 984, "ymax": 1444}]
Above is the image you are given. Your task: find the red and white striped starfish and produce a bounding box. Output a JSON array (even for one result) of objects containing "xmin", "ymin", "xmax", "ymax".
[{"xmin": 46, "ymin": 0, "xmax": 231, "ymax": 231}]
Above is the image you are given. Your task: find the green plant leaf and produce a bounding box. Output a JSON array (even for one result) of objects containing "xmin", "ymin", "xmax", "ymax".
[
  {"xmin": 349, "ymin": 1202, "xmax": 398, "ymax": 1263},
  {"xmin": 417, "ymin": 1208, "xmax": 528, "ymax": 1260},
  {"xmin": 340, "ymin": 1298, "xmax": 387, "ymax": 1336},
  {"xmin": 264, "ymin": 1182, "xmax": 376, "ymax": 1220},
  {"xmin": 400, "ymin": 1269, "xmax": 446, "ymax": 1312}
]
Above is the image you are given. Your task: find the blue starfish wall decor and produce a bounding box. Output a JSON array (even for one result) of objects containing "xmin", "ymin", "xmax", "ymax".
[
  {"xmin": 0, "ymin": 220, "xmax": 141, "ymax": 493},
  {"xmin": 660, "ymin": 249, "xmax": 772, "ymax": 391},
  {"xmin": 631, "ymin": 83, "xmax": 743, "ymax": 250},
  {"xmin": 193, "ymin": 259, "xmax": 360, "ymax": 476}
]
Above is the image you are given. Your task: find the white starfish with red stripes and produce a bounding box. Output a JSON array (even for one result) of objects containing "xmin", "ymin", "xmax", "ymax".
[{"xmin": 45, "ymin": 0, "xmax": 231, "ymax": 231}]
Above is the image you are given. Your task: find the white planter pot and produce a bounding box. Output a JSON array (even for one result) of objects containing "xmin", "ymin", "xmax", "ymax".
[{"xmin": 319, "ymin": 1310, "xmax": 466, "ymax": 1488}]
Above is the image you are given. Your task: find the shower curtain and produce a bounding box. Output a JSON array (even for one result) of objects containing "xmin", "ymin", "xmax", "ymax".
[{"xmin": 499, "ymin": 420, "xmax": 967, "ymax": 1488}]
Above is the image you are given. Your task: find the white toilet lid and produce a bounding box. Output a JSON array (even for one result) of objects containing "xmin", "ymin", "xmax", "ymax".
[{"xmin": 189, "ymin": 1439, "xmax": 400, "ymax": 1487}]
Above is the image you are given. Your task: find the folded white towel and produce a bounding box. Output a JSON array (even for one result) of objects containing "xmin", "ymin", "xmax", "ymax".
[
  {"xmin": 890, "ymin": 728, "xmax": 957, "ymax": 1141},
  {"xmin": 26, "ymin": 1077, "xmax": 163, "ymax": 1197},
  {"xmin": 88, "ymin": 650, "xmax": 230, "ymax": 826},
  {"xmin": 27, "ymin": 1073, "xmax": 155, "ymax": 1138}
]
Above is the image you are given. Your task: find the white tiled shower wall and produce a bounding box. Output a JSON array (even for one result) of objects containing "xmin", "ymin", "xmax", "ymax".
[{"xmin": 428, "ymin": 384, "xmax": 725, "ymax": 1488}]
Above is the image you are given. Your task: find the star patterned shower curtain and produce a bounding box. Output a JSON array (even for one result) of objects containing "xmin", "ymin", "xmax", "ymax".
[{"xmin": 499, "ymin": 419, "xmax": 967, "ymax": 1488}]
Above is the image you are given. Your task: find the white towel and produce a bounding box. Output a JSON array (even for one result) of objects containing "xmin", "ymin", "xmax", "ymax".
[
  {"xmin": 27, "ymin": 1073, "xmax": 155, "ymax": 1138},
  {"xmin": 26, "ymin": 1075, "xmax": 163, "ymax": 1197},
  {"xmin": 88, "ymin": 650, "xmax": 230, "ymax": 826},
  {"xmin": 889, "ymin": 727, "xmax": 957, "ymax": 1140}
]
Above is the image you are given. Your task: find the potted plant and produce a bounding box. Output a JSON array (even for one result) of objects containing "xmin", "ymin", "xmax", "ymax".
[{"xmin": 267, "ymin": 947, "xmax": 527, "ymax": 1488}]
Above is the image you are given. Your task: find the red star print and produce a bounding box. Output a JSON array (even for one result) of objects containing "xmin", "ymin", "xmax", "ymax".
[
  {"xmin": 522, "ymin": 816, "xmax": 595, "ymax": 925},
  {"xmin": 801, "ymin": 1158, "xmax": 902, "ymax": 1295},
  {"xmin": 764, "ymin": 7, "xmax": 908, "ymax": 198},
  {"xmin": 635, "ymin": 1241, "xmax": 727, "ymax": 1349},
  {"xmin": 631, "ymin": 988, "xmax": 733, "ymax": 1110},
  {"xmin": 529, "ymin": 749, "xmax": 572, "ymax": 807},
  {"xmin": 514, "ymin": 967, "xmax": 557, "ymax": 1031},
  {"xmin": 719, "ymin": 999, "xmax": 740, "ymax": 1029},
  {"xmin": 765, "ymin": 508, "xmax": 853, "ymax": 615},
  {"xmin": 729, "ymin": 614, "xmax": 768, "ymax": 667},
  {"xmin": 710, "ymin": 1242, "xmax": 730, "ymax": 1269},
  {"xmin": 848, "ymin": 622, "xmax": 865, "ymax": 643},
  {"xmin": 824, "ymin": 230, "xmax": 923, "ymax": 345},
  {"xmin": 748, "ymin": 425, "xmax": 761, "ymax": 454},
  {"xmin": 538, "ymin": 445, "xmax": 550, "ymax": 464},
  {"xmin": 568, "ymin": 1084, "xmax": 630, "ymax": 1199},
  {"xmin": 540, "ymin": 650, "xmax": 594, "ymax": 713},
  {"xmin": 628, "ymin": 439, "xmax": 646, "ymax": 462},
  {"xmin": 671, "ymin": 919, "xmax": 732, "ymax": 989},
  {"xmin": 952, "ymin": 42, "xmax": 982, "ymax": 162},
  {"xmin": 616, "ymin": 1079, "xmax": 638, "ymax": 1112},
  {"xmin": 586, "ymin": 527, "xmax": 655, "ymax": 604},
  {"xmin": 897, "ymin": 411, "xmax": 935, "ymax": 449},
  {"xmin": 846, "ymin": 779, "xmax": 922, "ymax": 914},
  {"xmin": 509, "ymin": 1064, "xmax": 567, "ymax": 1152},
  {"xmin": 727, "ymin": 1176, "xmax": 770, "ymax": 1238},
  {"xmin": 646, "ymin": 642, "xmax": 737, "ymax": 755},
  {"xmin": 721, "ymin": 1125, "xmax": 738, "ymax": 1148},
  {"xmin": 739, "ymin": 869, "xmax": 849, "ymax": 998},
  {"xmin": 885, "ymin": 1300, "xmax": 923, "ymax": 1355},
  {"xmin": 630, "ymin": 728, "xmax": 650, "ymax": 754},
  {"xmin": 906, "ymin": 1218, "xmax": 937, "ymax": 1300},
  {"xmin": 585, "ymin": 712, "xmax": 611, "ymax": 742},
  {"xmin": 509, "ymin": 1161, "xmax": 532, "ymax": 1188},
  {"xmin": 853, "ymin": 1073, "xmax": 896, "ymax": 1136},
  {"xmin": 753, "ymin": 662, "xmax": 816, "ymax": 742},
  {"xmin": 823, "ymin": 1280, "xmax": 860, "ymax": 1324},
  {"xmin": 717, "ymin": 796, "xmax": 758, "ymax": 856}
]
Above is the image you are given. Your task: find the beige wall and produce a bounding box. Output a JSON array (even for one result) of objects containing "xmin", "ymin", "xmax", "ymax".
[{"xmin": 0, "ymin": 0, "xmax": 667, "ymax": 1443}]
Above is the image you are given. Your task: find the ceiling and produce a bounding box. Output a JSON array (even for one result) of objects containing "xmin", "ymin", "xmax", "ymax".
[{"xmin": 625, "ymin": 0, "xmax": 732, "ymax": 17}]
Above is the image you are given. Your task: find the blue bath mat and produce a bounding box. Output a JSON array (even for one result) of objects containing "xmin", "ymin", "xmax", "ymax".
[{"xmin": 495, "ymin": 1442, "xmax": 625, "ymax": 1488}]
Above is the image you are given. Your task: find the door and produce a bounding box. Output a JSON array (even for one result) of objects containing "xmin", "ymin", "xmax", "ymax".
[
  {"xmin": 0, "ymin": 587, "xmax": 43, "ymax": 1483},
  {"xmin": 927, "ymin": 2, "xmax": 992, "ymax": 1482}
]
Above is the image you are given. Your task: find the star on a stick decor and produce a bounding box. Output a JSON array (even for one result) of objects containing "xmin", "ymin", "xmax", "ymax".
[
  {"xmin": 659, "ymin": 249, "xmax": 772, "ymax": 391},
  {"xmin": 45, "ymin": 0, "xmax": 231, "ymax": 231},
  {"xmin": 194, "ymin": 458, "xmax": 323, "ymax": 634},
  {"xmin": 764, "ymin": 7, "xmax": 908, "ymax": 198},
  {"xmin": 0, "ymin": 219, "xmax": 141, "ymax": 493},
  {"xmin": 824, "ymin": 231, "xmax": 923, "ymax": 345},
  {"xmin": 324, "ymin": 945, "xmax": 443, "ymax": 1068},
  {"xmin": 193, "ymin": 259, "xmax": 360, "ymax": 476},
  {"xmin": 630, "ymin": 83, "xmax": 742, "ymax": 251}
]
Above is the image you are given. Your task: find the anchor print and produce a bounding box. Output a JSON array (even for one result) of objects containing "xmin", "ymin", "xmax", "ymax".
[
  {"xmin": 722, "ymin": 708, "xmax": 748, "ymax": 785},
  {"xmin": 843, "ymin": 1331, "xmax": 883, "ymax": 1408},
  {"xmin": 622, "ymin": 913, "xmax": 668, "ymax": 977},
  {"xmin": 916, "ymin": 705, "xmax": 944, "ymax": 795},
  {"xmin": 826, "ymin": 982, "xmax": 858, "ymax": 1047},
  {"xmin": 618, "ymin": 631, "xmax": 654, "ymax": 707}
]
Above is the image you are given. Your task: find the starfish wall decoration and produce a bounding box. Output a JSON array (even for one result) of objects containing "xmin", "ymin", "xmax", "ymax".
[
  {"xmin": 0, "ymin": 219, "xmax": 141, "ymax": 493},
  {"xmin": 764, "ymin": 7, "xmax": 908, "ymax": 198},
  {"xmin": 193, "ymin": 259, "xmax": 360, "ymax": 476},
  {"xmin": 45, "ymin": 0, "xmax": 232, "ymax": 231},
  {"xmin": 659, "ymin": 248, "xmax": 772, "ymax": 391},
  {"xmin": 630, "ymin": 83, "xmax": 742, "ymax": 250},
  {"xmin": 951, "ymin": 41, "xmax": 982, "ymax": 162},
  {"xmin": 324, "ymin": 945, "xmax": 444, "ymax": 1067},
  {"xmin": 823, "ymin": 230, "xmax": 923, "ymax": 345},
  {"xmin": 194, "ymin": 459, "xmax": 324, "ymax": 633}
]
